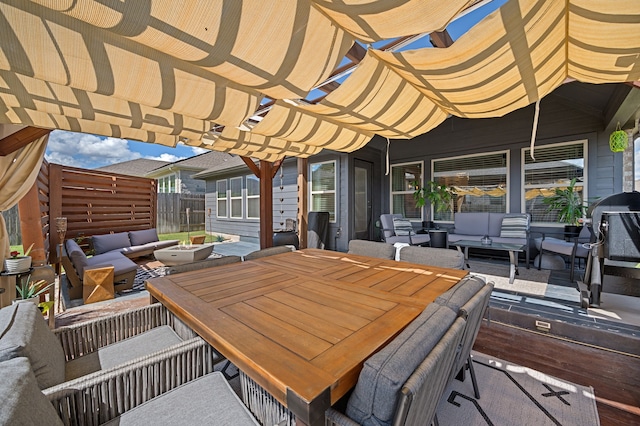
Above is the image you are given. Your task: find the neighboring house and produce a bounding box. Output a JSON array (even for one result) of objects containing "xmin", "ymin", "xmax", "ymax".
[
  {"xmin": 194, "ymin": 81, "xmax": 639, "ymax": 252},
  {"xmin": 96, "ymin": 159, "xmax": 170, "ymax": 178},
  {"xmin": 97, "ymin": 151, "xmax": 235, "ymax": 194}
]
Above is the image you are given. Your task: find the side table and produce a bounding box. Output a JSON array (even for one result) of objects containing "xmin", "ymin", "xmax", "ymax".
[{"xmin": 0, "ymin": 268, "xmax": 33, "ymax": 308}]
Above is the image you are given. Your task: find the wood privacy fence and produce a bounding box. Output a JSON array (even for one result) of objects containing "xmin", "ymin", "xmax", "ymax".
[
  {"xmin": 157, "ymin": 193, "xmax": 205, "ymax": 234},
  {"xmin": 49, "ymin": 163, "xmax": 157, "ymax": 247},
  {"xmin": 13, "ymin": 160, "xmax": 208, "ymax": 262}
]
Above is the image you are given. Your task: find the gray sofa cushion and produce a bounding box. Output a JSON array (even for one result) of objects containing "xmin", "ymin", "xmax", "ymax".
[
  {"xmin": 85, "ymin": 251, "xmax": 138, "ymax": 276},
  {"xmin": 346, "ymin": 303, "xmax": 457, "ymax": 426},
  {"xmin": 129, "ymin": 228, "xmax": 159, "ymax": 246},
  {"xmin": 435, "ymin": 275, "xmax": 486, "ymax": 312},
  {"xmin": 0, "ymin": 357, "xmax": 64, "ymax": 426},
  {"xmin": 101, "ymin": 372, "xmax": 259, "ymax": 425},
  {"xmin": 66, "ymin": 239, "xmax": 89, "ymax": 274},
  {"xmin": 92, "ymin": 232, "xmax": 131, "ymax": 255},
  {"xmin": 500, "ymin": 214, "xmax": 529, "ymax": 238},
  {"xmin": 65, "ymin": 325, "xmax": 183, "ymax": 381},
  {"xmin": 454, "ymin": 212, "xmax": 489, "ymax": 236},
  {"xmin": 0, "ymin": 303, "xmax": 66, "ymax": 389},
  {"xmin": 488, "ymin": 212, "xmax": 506, "ymax": 236}
]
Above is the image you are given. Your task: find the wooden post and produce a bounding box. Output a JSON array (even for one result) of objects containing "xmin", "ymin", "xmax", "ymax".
[
  {"xmin": 297, "ymin": 158, "xmax": 308, "ymax": 249},
  {"xmin": 17, "ymin": 179, "xmax": 46, "ymax": 263},
  {"xmin": 259, "ymin": 160, "xmax": 274, "ymax": 249},
  {"xmin": 48, "ymin": 163, "xmax": 63, "ymax": 265}
]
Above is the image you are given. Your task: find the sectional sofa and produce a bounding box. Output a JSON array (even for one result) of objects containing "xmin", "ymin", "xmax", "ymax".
[{"xmin": 61, "ymin": 229, "xmax": 179, "ymax": 299}]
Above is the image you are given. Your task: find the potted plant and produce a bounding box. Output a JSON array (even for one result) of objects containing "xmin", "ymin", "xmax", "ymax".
[
  {"xmin": 412, "ymin": 180, "xmax": 456, "ymax": 227},
  {"xmin": 3, "ymin": 243, "xmax": 34, "ymax": 273},
  {"xmin": 14, "ymin": 276, "xmax": 55, "ymax": 306},
  {"xmin": 412, "ymin": 180, "xmax": 456, "ymax": 248},
  {"xmin": 542, "ymin": 178, "xmax": 586, "ymax": 237}
]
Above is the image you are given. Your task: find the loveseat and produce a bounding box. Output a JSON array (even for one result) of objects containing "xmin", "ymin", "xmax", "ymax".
[
  {"xmin": 92, "ymin": 228, "xmax": 179, "ymax": 258},
  {"xmin": 447, "ymin": 212, "xmax": 531, "ymax": 267}
]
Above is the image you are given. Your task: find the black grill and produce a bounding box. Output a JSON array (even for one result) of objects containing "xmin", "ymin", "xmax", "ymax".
[{"xmin": 582, "ymin": 191, "xmax": 640, "ymax": 307}]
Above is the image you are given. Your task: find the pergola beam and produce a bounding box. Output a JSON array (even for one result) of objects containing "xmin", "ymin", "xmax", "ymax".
[{"xmin": 0, "ymin": 127, "xmax": 51, "ymax": 155}]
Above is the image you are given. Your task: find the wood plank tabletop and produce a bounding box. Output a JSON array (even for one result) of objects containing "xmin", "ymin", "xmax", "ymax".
[{"xmin": 146, "ymin": 248, "xmax": 468, "ymax": 425}]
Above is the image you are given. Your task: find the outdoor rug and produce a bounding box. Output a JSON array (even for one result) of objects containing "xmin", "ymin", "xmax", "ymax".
[
  {"xmin": 132, "ymin": 265, "xmax": 167, "ymax": 291},
  {"xmin": 436, "ymin": 351, "xmax": 600, "ymax": 425}
]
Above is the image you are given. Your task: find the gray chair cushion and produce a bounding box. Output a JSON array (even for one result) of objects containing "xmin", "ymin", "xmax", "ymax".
[
  {"xmin": 166, "ymin": 255, "xmax": 242, "ymax": 275},
  {"xmin": 92, "ymin": 232, "xmax": 131, "ymax": 255},
  {"xmin": 392, "ymin": 217, "xmax": 414, "ymax": 236},
  {"xmin": 488, "ymin": 213, "xmax": 506, "ymax": 236},
  {"xmin": 346, "ymin": 303, "xmax": 457, "ymax": 426},
  {"xmin": 0, "ymin": 357, "xmax": 64, "ymax": 426},
  {"xmin": 128, "ymin": 228, "xmax": 159, "ymax": 246},
  {"xmin": 398, "ymin": 246, "xmax": 464, "ymax": 269},
  {"xmin": 379, "ymin": 214, "xmax": 402, "ymax": 239},
  {"xmin": 244, "ymin": 246, "xmax": 292, "ymax": 261},
  {"xmin": 65, "ymin": 325, "xmax": 183, "ymax": 380},
  {"xmin": 101, "ymin": 372, "xmax": 259, "ymax": 425},
  {"xmin": 0, "ymin": 303, "xmax": 66, "ymax": 389},
  {"xmin": 435, "ymin": 275, "xmax": 487, "ymax": 312},
  {"xmin": 347, "ymin": 240, "xmax": 396, "ymax": 260}
]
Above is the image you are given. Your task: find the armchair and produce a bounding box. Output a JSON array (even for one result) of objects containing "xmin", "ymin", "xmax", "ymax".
[
  {"xmin": 0, "ymin": 302, "xmax": 223, "ymax": 426},
  {"xmin": 379, "ymin": 214, "xmax": 430, "ymax": 246},
  {"xmin": 534, "ymin": 226, "xmax": 592, "ymax": 281}
]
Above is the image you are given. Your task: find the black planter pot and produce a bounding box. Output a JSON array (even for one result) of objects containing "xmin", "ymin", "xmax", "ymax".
[
  {"xmin": 564, "ymin": 225, "xmax": 582, "ymax": 241},
  {"xmin": 428, "ymin": 230, "xmax": 448, "ymax": 249},
  {"xmin": 273, "ymin": 230, "xmax": 299, "ymax": 249}
]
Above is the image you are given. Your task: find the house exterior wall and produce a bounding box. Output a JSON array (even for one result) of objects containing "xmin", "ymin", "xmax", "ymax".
[{"xmin": 384, "ymin": 87, "xmax": 622, "ymax": 234}]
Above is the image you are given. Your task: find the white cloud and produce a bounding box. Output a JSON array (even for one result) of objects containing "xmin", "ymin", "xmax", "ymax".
[
  {"xmin": 45, "ymin": 130, "xmax": 141, "ymax": 168},
  {"xmin": 190, "ymin": 146, "xmax": 209, "ymax": 155},
  {"xmin": 145, "ymin": 153, "xmax": 185, "ymax": 162}
]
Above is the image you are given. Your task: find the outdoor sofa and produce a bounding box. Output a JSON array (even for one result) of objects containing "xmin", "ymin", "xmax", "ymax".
[
  {"xmin": 0, "ymin": 302, "xmax": 223, "ymax": 425},
  {"xmin": 92, "ymin": 228, "xmax": 179, "ymax": 259},
  {"xmin": 447, "ymin": 212, "xmax": 531, "ymax": 267}
]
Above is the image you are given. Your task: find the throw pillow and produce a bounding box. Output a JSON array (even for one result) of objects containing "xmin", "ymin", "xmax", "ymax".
[
  {"xmin": 500, "ymin": 214, "xmax": 529, "ymax": 238},
  {"xmin": 392, "ymin": 217, "xmax": 414, "ymax": 236}
]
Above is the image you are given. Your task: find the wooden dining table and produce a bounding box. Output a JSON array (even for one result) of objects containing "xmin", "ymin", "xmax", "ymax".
[{"xmin": 146, "ymin": 248, "xmax": 468, "ymax": 426}]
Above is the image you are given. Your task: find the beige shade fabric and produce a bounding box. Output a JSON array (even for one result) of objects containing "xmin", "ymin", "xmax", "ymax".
[
  {"xmin": 371, "ymin": 0, "xmax": 640, "ymax": 119},
  {"xmin": 0, "ymin": 0, "xmax": 352, "ymax": 100},
  {"xmin": 0, "ymin": 135, "xmax": 48, "ymax": 261},
  {"xmin": 0, "ymin": 0, "xmax": 638, "ymax": 161},
  {"xmin": 292, "ymin": 51, "xmax": 448, "ymax": 138},
  {"xmin": 310, "ymin": 0, "xmax": 478, "ymax": 42},
  {"xmin": 193, "ymin": 127, "xmax": 323, "ymax": 162},
  {"xmin": 252, "ymin": 101, "xmax": 373, "ymax": 151}
]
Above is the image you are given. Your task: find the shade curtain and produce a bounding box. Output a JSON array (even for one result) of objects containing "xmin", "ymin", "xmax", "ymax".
[{"xmin": 0, "ymin": 134, "xmax": 48, "ymax": 262}]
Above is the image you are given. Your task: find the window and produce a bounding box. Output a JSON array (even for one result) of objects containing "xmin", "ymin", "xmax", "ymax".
[
  {"xmin": 216, "ymin": 180, "xmax": 227, "ymax": 218},
  {"xmin": 523, "ymin": 140, "xmax": 586, "ymax": 223},
  {"xmin": 432, "ymin": 151, "xmax": 508, "ymax": 220},
  {"xmin": 157, "ymin": 174, "xmax": 177, "ymax": 193},
  {"xmin": 390, "ymin": 162, "xmax": 422, "ymax": 220},
  {"xmin": 230, "ymin": 177, "xmax": 243, "ymax": 219},
  {"xmin": 310, "ymin": 161, "xmax": 336, "ymax": 222},
  {"xmin": 247, "ymin": 175, "xmax": 260, "ymax": 219}
]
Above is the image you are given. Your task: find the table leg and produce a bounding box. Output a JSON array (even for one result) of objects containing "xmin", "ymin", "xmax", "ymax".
[{"xmin": 508, "ymin": 251, "xmax": 519, "ymax": 284}]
